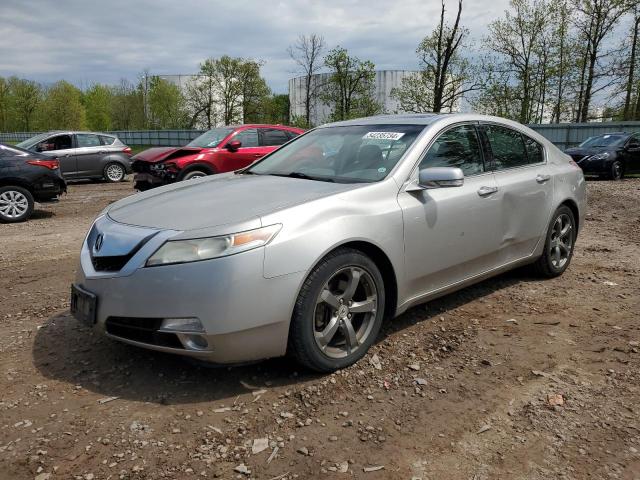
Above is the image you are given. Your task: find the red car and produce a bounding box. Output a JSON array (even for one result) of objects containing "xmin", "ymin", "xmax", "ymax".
[{"xmin": 132, "ymin": 124, "xmax": 305, "ymax": 190}]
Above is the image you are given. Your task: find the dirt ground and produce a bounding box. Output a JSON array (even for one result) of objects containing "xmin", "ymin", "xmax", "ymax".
[{"xmin": 0, "ymin": 178, "xmax": 639, "ymax": 480}]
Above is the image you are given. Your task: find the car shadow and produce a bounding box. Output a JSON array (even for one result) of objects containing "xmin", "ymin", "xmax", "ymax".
[
  {"xmin": 30, "ymin": 209, "xmax": 55, "ymax": 220},
  {"xmin": 32, "ymin": 268, "xmax": 534, "ymax": 405}
]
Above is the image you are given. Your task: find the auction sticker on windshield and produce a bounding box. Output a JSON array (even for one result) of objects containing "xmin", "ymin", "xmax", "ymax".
[{"xmin": 363, "ymin": 132, "xmax": 405, "ymax": 141}]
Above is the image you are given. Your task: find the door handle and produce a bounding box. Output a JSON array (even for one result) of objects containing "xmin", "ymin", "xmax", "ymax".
[
  {"xmin": 536, "ymin": 174, "xmax": 551, "ymax": 183},
  {"xmin": 99, "ymin": 150, "xmax": 108, "ymax": 154},
  {"xmin": 477, "ymin": 186, "xmax": 498, "ymax": 197},
  {"xmin": 252, "ymin": 153, "xmax": 262, "ymax": 157}
]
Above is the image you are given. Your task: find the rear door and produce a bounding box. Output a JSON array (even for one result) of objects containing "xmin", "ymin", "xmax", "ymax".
[
  {"xmin": 481, "ymin": 123, "xmax": 554, "ymax": 264},
  {"xmin": 259, "ymin": 128, "xmax": 291, "ymax": 155},
  {"xmin": 75, "ymin": 133, "xmax": 105, "ymax": 177},
  {"xmin": 624, "ymin": 134, "xmax": 640, "ymax": 173},
  {"xmin": 39, "ymin": 134, "xmax": 77, "ymax": 176}
]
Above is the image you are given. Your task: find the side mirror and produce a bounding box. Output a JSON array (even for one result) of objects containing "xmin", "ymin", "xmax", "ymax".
[
  {"xmin": 411, "ymin": 167, "xmax": 464, "ymax": 190},
  {"xmin": 226, "ymin": 140, "xmax": 242, "ymax": 152}
]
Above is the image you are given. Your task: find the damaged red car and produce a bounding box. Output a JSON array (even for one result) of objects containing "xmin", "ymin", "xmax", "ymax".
[{"xmin": 132, "ymin": 124, "xmax": 305, "ymax": 190}]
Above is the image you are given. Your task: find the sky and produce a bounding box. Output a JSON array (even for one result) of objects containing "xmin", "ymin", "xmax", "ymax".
[{"xmin": 0, "ymin": 0, "xmax": 513, "ymax": 94}]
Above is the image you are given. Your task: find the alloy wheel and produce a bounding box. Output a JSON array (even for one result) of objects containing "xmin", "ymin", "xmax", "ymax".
[
  {"xmin": 0, "ymin": 190, "xmax": 29, "ymax": 219},
  {"xmin": 106, "ymin": 164, "xmax": 125, "ymax": 182},
  {"xmin": 549, "ymin": 213, "xmax": 573, "ymax": 269},
  {"xmin": 313, "ymin": 266, "xmax": 378, "ymax": 359}
]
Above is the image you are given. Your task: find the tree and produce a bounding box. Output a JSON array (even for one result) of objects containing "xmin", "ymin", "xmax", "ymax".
[
  {"xmin": 322, "ymin": 47, "xmax": 381, "ymax": 121},
  {"xmin": 84, "ymin": 84, "xmax": 113, "ymax": 131},
  {"xmin": 574, "ymin": 0, "xmax": 629, "ymax": 122},
  {"xmin": 185, "ymin": 60, "xmax": 219, "ymax": 128},
  {"xmin": 0, "ymin": 77, "xmax": 9, "ymax": 131},
  {"xmin": 39, "ymin": 81, "xmax": 85, "ymax": 130},
  {"xmin": 548, "ymin": 0, "xmax": 578, "ymax": 123},
  {"xmin": 484, "ymin": 0, "xmax": 548, "ymax": 123},
  {"xmin": 8, "ymin": 77, "xmax": 42, "ymax": 131},
  {"xmin": 109, "ymin": 79, "xmax": 143, "ymax": 130},
  {"xmin": 238, "ymin": 60, "xmax": 271, "ymax": 123},
  {"xmin": 392, "ymin": 0, "xmax": 477, "ymax": 113},
  {"xmin": 147, "ymin": 76, "xmax": 187, "ymax": 128},
  {"xmin": 288, "ymin": 34, "xmax": 326, "ymax": 127},
  {"xmin": 622, "ymin": 4, "xmax": 640, "ymax": 120}
]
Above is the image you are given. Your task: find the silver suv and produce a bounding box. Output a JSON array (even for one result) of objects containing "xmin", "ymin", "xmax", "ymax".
[{"xmin": 17, "ymin": 131, "xmax": 133, "ymax": 182}]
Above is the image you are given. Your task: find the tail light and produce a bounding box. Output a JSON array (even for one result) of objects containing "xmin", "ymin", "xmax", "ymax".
[
  {"xmin": 27, "ymin": 159, "xmax": 59, "ymax": 170},
  {"xmin": 123, "ymin": 147, "xmax": 132, "ymax": 155}
]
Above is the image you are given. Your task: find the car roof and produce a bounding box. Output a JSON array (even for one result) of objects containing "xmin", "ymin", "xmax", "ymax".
[
  {"xmin": 42, "ymin": 130, "xmax": 116, "ymax": 136},
  {"xmin": 318, "ymin": 113, "xmax": 538, "ymax": 128},
  {"xmin": 229, "ymin": 124, "xmax": 304, "ymax": 130}
]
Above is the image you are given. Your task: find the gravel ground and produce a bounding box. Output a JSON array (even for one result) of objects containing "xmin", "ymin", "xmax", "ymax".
[{"xmin": 0, "ymin": 178, "xmax": 639, "ymax": 480}]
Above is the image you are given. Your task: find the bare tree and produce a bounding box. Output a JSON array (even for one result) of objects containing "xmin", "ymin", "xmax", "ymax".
[
  {"xmin": 574, "ymin": 0, "xmax": 629, "ymax": 122},
  {"xmin": 288, "ymin": 34, "xmax": 325, "ymax": 127},
  {"xmin": 622, "ymin": 4, "xmax": 639, "ymax": 119}
]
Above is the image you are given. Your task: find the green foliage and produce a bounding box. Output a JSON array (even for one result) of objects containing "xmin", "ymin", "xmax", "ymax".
[
  {"xmin": 321, "ymin": 46, "xmax": 381, "ymax": 121},
  {"xmin": 39, "ymin": 81, "xmax": 85, "ymax": 130},
  {"xmin": 84, "ymin": 84, "xmax": 113, "ymax": 131},
  {"xmin": 148, "ymin": 77, "xmax": 188, "ymax": 129}
]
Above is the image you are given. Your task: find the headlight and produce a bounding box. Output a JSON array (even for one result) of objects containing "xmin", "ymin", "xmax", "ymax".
[
  {"xmin": 146, "ymin": 224, "xmax": 282, "ymax": 266},
  {"xmin": 587, "ymin": 152, "xmax": 610, "ymax": 161}
]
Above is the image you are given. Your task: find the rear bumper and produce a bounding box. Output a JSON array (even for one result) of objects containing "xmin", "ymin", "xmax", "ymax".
[{"xmin": 34, "ymin": 176, "xmax": 66, "ymax": 200}]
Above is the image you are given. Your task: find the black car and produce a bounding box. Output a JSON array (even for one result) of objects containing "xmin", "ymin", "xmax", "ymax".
[
  {"xmin": 0, "ymin": 143, "xmax": 67, "ymax": 223},
  {"xmin": 565, "ymin": 132, "xmax": 640, "ymax": 180}
]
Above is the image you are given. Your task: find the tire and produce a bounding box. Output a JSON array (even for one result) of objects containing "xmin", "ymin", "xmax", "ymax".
[
  {"xmin": 531, "ymin": 205, "xmax": 576, "ymax": 278},
  {"xmin": 608, "ymin": 160, "xmax": 623, "ymax": 180},
  {"xmin": 0, "ymin": 186, "xmax": 35, "ymax": 223},
  {"xmin": 104, "ymin": 163, "xmax": 126, "ymax": 183},
  {"xmin": 289, "ymin": 248, "xmax": 385, "ymax": 372},
  {"xmin": 180, "ymin": 169, "xmax": 209, "ymax": 181}
]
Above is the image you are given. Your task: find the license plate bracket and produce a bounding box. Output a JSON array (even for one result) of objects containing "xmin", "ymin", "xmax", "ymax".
[{"xmin": 70, "ymin": 284, "xmax": 97, "ymax": 327}]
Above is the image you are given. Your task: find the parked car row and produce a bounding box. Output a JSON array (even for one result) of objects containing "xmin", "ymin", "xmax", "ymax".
[{"xmin": 2, "ymin": 125, "xmax": 638, "ymax": 224}]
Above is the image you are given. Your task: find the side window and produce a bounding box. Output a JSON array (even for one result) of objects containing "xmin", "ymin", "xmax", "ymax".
[
  {"xmin": 76, "ymin": 134, "xmax": 102, "ymax": 148},
  {"xmin": 523, "ymin": 135, "xmax": 544, "ymax": 164},
  {"xmin": 419, "ymin": 124, "xmax": 484, "ymax": 176},
  {"xmin": 286, "ymin": 130, "xmax": 301, "ymax": 140},
  {"xmin": 261, "ymin": 129, "xmax": 290, "ymax": 146},
  {"xmin": 39, "ymin": 134, "xmax": 72, "ymax": 151},
  {"xmin": 233, "ymin": 129, "xmax": 259, "ymax": 148},
  {"xmin": 485, "ymin": 125, "xmax": 528, "ymax": 169},
  {"xmin": 99, "ymin": 135, "xmax": 115, "ymax": 145}
]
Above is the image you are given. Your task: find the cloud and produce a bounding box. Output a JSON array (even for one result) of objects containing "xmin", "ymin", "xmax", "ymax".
[{"xmin": 0, "ymin": 0, "xmax": 511, "ymax": 92}]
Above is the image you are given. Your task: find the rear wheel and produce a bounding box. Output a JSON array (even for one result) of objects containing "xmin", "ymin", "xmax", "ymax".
[
  {"xmin": 104, "ymin": 163, "xmax": 126, "ymax": 182},
  {"xmin": 0, "ymin": 186, "xmax": 34, "ymax": 223},
  {"xmin": 609, "ymin": 160, "xmax": 623, "ymax": 180},
  {"xmin": 180, "ymin": 169, "xmax": 209, "ymax": 181},
  {"xmin": 532, "ymin": 205, "xmax": 576, "ymax": 278},
  {"xmin": 289, "ymin": 248, "xmax": 385, "ymax": 372}
]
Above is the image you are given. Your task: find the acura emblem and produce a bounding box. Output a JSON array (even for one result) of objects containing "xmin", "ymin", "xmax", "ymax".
[{"xmin": 94, "ymin": 233, "xmax": 104, "ymax": 252}]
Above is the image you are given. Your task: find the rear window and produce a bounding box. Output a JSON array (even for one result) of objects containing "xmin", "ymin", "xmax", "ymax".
[
  {"xmin": 99, "ymin": 135, "xmax": 116, "ymax": 145},
  {"xmin": 261, "ymin": 128, "xmax": 290, "ymax": 146}
]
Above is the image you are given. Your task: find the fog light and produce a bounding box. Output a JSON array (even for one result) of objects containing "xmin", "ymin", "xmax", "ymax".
[
  {"xmin": 183, "ymin": 334, "xmax": 209, "ymax": 350},
  {"xmin": 160, "ymin": 318, "xmax": 204, "ymax": 332}
]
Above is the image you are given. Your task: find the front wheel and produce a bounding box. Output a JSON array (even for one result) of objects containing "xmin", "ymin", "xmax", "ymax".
[
  {"xmin": 0, "ymin": 186, "xmax": 35, "ymax": 223},
  {"xmin": 180, "ymin": 169, "xmax": 209, "ymax": 181},
  {"xmin": 532, "ymin": 205, "xmax": 576, "ymax": 278},
  {"xmin": 104, "ymin": 163, "xmax": 126, "ymax": 183},
  {"xmin": 289, "ymin": 248, "xmax": 385, "ymax": 372},
  {"xmin": 609, "ymin": 160, "xmax": 623, "ymax": 180}
]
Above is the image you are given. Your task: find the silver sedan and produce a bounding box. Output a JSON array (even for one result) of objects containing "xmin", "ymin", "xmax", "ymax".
[{"xmin": 71, "ymin": 114, "xmax": 586, "ymax": 372}]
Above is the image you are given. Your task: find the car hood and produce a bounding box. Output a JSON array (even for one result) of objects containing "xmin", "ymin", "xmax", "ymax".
[
  {"xmin": 132, "ymin": 146, "xmax": 203, "ymax": 163},
  {"xmin": 107, "ymin": 173, "xmax": 358, "ymax": 231}
]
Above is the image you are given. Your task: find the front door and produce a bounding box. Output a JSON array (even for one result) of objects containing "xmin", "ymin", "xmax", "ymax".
[
  {"xmin": 75, "ymin": 133, "xmax": 105, "ymax": 177},
  {"xmin": 481, "ymin": 123, "xmax": 554, "ymax": 264},
  {"xmin": 218, "ymin": 128, "xmax": 264, "ymax": 171},
  {"xmin": 38, "ymin": 134, "xmax": 76, "ymax": 176},
  {"xmin": 397, "ymin": 124, "xmax": 502, "ymax": 301}
]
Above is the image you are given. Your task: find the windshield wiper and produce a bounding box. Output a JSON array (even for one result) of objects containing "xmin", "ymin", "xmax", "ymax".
[{"xmin": 268, "ymin": 172, "xmax": 334, "ymax": 182}]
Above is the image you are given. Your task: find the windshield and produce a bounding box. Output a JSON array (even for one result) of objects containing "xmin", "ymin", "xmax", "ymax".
[
  {"xmin": 16, "ymin": 132, "xmax": 51, "ymax": 149},
  {"xmin": 187, "ymin": 128, "xmax": 234, "ymax": 148},
  {"xmin": 247, "ymin": 124, "xmax": 426, "ymax": 183},
  {"xmin": 579, "ymin": 134, "xmax": 626, "ymax": 148}
]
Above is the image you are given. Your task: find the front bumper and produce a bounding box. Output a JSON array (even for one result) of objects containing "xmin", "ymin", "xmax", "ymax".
[
  {"xmin": 74, "ymin": 217, "xmax": 304, "ymax": 364},
  {"xmin": 576, "ymin": 158, "xmax": 609, "ymax": 175}
]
